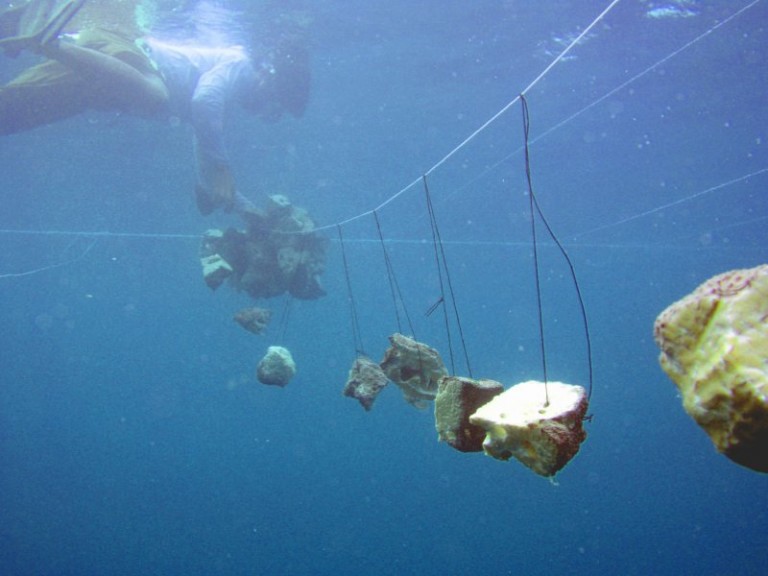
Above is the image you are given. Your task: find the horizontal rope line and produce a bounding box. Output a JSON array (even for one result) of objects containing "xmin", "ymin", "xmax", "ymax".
[{"xmin": 0, "ymin": 229, "xmax": 759, "ymax": 251}]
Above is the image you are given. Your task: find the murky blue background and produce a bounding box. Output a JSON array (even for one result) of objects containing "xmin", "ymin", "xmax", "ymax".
[{"xmin": 1, "ymin": 1, "xmax": 766, "ymax": 574}]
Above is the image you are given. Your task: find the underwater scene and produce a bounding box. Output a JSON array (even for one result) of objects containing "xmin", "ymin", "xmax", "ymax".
[{"xmin": 1, "ymin": 0, "xmax": 766, "ymax": 574}]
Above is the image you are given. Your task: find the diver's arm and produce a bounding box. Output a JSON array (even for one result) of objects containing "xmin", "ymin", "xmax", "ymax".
[
  {"xmin": 193, "ymin": 130, "xmax": 236, "ymax": 213},
  {"xmin": 41, "ymin": 41, "xmax": 169, "ymax": 113},
  {"xmin": 189, "ymin": 71, "xmax": 237, "ymax": 212}
]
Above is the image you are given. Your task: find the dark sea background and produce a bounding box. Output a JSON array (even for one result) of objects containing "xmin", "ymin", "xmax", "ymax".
[{"xmin": 1, "ymin": 1, "xmax": 767, "ymax": 574}]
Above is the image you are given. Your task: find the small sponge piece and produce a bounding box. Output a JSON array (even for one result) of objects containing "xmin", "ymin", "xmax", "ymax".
[
  {"xmin": 234, "ymin": 307, "xmax": 272, "ymax": 335},
  {"xmin": 343, "ymin": 356, "xmax": 389, "ymax": 411},
  {"xmin": 435, "ymin": 376, "xmax": 504, "ymax": 452},
  {"xmin": 469, "ymin": 381, "xmax": 588, "ymax": 477},
  {"xmin": 201, "ymin": 253, "xmax": 233, "ymax": 290},
  {"xmin": 257, "ymin": 346, "xmax": 296, "ymax": 387},
  {"xmin": 380, "ymin": 333, "xmax": 447, "ymax": 409},
  {"xmin": 654, "ymin": 264, "xmax": 768, "ymax": 473}
]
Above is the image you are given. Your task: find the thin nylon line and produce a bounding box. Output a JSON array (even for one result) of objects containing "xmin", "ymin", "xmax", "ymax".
[
  {"xmin": 314, "ymin": 176, "xmax": 423, "ymax": 233},
  {"xmin": 4, "ymin": 0, "xmax": 757, "ymax": 244},
  {"xmin": 521, "ymin": 0, "xmax": 623, "ymax": 97},
  {"xmin": 402, "ymin": 0, "xmax": 765, "ymax": 230},
  {"xmin": 573, "ymin": 168, "xmax": 768, "ymax": 238},
  {"xmin": 310, "ymin": 0, "xmax": 624, "ymax": 232},
  {"xmin": 1, "ymin": 1, "xmax": 759, "ymax": 246},
  {"xmin": 362, "ymin": 0, "xmax": 760, "ymax": 235},
  {"xmin": 679, "ymin": 213, "xmax": 768, "ymax": 239},
  {"xmin": 0, "ymin": 237, "xmax": 97, "ymax": 279},
  {"xmin": 530, "ymin": 0, "xmax": 764, "ymax": 151},
  {"xmin": 2, "ymin": 229, "xmax": 762, "ymax": 251},
  {"xmin": 0, "ymin": 229, "xmax": 198, "ymax": 239},
  {"xmin": 426, "ymin": 0, "xmax": 623, "ymax": 179}
]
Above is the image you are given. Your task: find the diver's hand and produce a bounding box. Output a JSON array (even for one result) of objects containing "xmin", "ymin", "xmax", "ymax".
[
  {"xmin": 194, "ymin": 184, "xmax": 216, "ymax": 215},
  {"xmin": 232, "ymin": 191, "xmax": 258, "ymax": 215},
  {"xmin": 211, "ymin": 163, "xmax": 236, "ymax": 209},
  {"xmin": 194, "ymin": 164, "xmax": 236, "ymax": 215}
]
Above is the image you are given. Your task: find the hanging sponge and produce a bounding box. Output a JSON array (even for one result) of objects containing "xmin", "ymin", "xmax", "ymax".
[
  {"xmin": 654, "ymin": 264, "xmax": 768, "ymax": 473},
  {"xmin": 257, "ymin": 346, "xmax": 296, "ymax": 387},
  {"xmin": 469, "ymin": 380, "xmax": 588, "ymax": 477},
  {"xmin": 380, "ymin": 333, "xmax": 447, "ymax": 409},
  {"xmin": 435, "ymin": 376, "xmax": 504, "ymax": 452}
]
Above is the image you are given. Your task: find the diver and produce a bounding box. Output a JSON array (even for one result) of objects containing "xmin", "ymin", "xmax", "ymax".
[{"xmin": 0, "ymin": 0, "xmax": 311, "ymax": 215}]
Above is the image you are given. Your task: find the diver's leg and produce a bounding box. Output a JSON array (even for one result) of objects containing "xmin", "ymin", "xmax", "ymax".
[
  {"xmin": 0, "ymin": 47, "xmax": 166, "ymax": 134},
  {"xmin": 0, "ymin": 60, "xmax": 87, "ymax": 134},
  {"xmin": 0, "ymin": 5, "xmax": 27, "ymax": 42},
  {"xmin": 38, "ymin": 0, "xmax": 87, "ymax": 45},
  {"xmin": 0, "ymin": 0, "xmax": 86, "ymax": 57},
  {"xmin": 39, "ymin": 41, "xmax": 169, "ymax": 115}
]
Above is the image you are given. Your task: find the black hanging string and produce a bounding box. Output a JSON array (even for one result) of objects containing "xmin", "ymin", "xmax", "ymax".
[
  {"xmin": 424, "ymin": 297, "xmax": 443, "ymax": 317},
  {"xmin": 373, "ymin": 210, "xmax": 416, "ymax": 338},
  {"xmin": 337, "ymin": 225, "xmax": 366, "ymax": 356},
  {"xmin": 520, "ymin": 97, "xmax": 550, "ymax": 405},
  {"xmin": 423, "ymin": 177, "xmax": 455, "ymax": 373},
  {"xmin": 520, "ymin": 93, "xmax": 594, "ymax": 403},
  {"xmin": 422, "ymin": 175, "xmax": 473, "ymax": 379}
]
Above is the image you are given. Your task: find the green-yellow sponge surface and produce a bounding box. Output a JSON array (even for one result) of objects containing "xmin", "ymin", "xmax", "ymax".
[{"xmin": 654, "ymin": 264, "xmax": 768, "ymax": 473}]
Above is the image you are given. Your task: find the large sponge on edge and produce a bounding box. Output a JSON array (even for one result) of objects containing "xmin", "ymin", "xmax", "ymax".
[{"xmin": 654, "ymin": 264, "xmax": 768, "ymax": 473}]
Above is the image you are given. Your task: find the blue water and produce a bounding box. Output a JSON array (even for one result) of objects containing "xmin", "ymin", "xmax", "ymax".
[{"xmin": 1, "ymin": 1, "xmax": 767, "ymax": 574}]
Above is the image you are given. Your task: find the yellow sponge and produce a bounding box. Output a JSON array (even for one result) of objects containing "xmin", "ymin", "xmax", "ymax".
[{"xmin": 654, "ymin": 264, "xmax": 768, "ymax": 473}]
